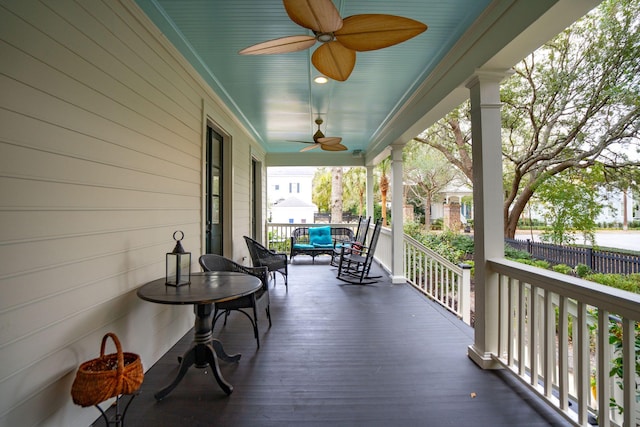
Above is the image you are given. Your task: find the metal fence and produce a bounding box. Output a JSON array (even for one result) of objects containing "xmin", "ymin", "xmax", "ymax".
[{"xmin": 505, "ymin": 238, "xmax": 640, "ymax": 274}]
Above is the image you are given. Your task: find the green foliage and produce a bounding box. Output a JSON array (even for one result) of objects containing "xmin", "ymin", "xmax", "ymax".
[
  {"xmin": 575, "ymin": 263, "xmax": 592, "ymax": 278},
  {"xmin": 312, "ymin": 168, "xmax": 331, "ymax": 212},
  {"xmin": 552, "ymin": 264, "xmax": 573, "ymax": 275},
  {"xmin": 406, "ymin": 230, "xmax": 471, "ymax": 264},
  {"xmin": 343, "ymin": 167, "xmax": 367, "ymax": 216},
  {"xmin": 431, "ymin": 218, "xmax": 443, "ymax": 230},
  {"xmin": 515, "ymin": 258, "xmax": 551, "ymax": 270},
  {"xmin": 536, "ymin": 169, "xmax": 604, "ymax": 245},
  {"xmin": 504, "ymin": 245, "xmax": 531, "ymax": 260},
  {"xmin": 404, "ymin": 221, "xmax": 427, "ymax": 239},
  {"xmin": 584, "ymin": 273, "xmax": 640, "ymax": 294}
]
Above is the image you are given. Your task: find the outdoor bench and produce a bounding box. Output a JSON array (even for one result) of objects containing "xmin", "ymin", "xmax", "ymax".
[{"xmin": 290, "ymin": 226, "xmax": 354, "ymax": 263}]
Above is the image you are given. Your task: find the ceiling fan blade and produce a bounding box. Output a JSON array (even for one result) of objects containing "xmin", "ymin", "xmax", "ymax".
[
  {"xmin": 321, "ymin": 143, "xmax": 348, "ymax": 151},
  {"xmin": 335, "ymin": 14, "xmax": 427, "ymax": 52},
  {"xmin": 316, "ymin": 136, "xmax": 342, "ymax": 146},
  {"xmin": 311, "ymin": 41, "xmax": 356, "ymax": 82},
  {"xmin": 283, "ymin": 0, "xmax": 343, "ymax": 33},
  {"xmin": 300, "ymin": 143, "xmax": 320, "ymax": 152},
  {"xmin": 239, "ymin": 35, "xmax": 316, "ymax": 55}
]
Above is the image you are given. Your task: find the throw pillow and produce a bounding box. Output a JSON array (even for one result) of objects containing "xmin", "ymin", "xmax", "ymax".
[{"xmin": 309, "ymin": 226, "xmax": 332, "ymax": 245}]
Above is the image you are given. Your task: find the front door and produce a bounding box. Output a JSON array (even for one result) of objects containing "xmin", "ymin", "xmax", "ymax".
[{"xmin": 205, "ymin": 126, "xmax": 223, "ymax": 255}]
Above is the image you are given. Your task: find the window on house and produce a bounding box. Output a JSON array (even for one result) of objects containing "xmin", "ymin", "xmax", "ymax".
[
  {"xmin": 289, "ymin": 183, "xmax": 300, "ymax": 193},
  {"xmin": 274, "ymin": 184, "xmax": 279, "ymax": 190}
]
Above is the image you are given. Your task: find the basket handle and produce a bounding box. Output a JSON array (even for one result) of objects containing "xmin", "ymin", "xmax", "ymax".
[{"xmin": 100, "ymin": 332, "xmax": 124, "ymax": 376}]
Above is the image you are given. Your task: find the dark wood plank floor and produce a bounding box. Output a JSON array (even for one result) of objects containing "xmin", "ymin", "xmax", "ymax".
[{"xmin": 94, "ymin": 258, "xmax": 569, "ymax": 426}]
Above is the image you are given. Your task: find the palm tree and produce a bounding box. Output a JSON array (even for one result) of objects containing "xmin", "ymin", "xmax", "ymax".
[{"xmin": 377, "ymin": 158, "xmax": 390, "ymax": 226}]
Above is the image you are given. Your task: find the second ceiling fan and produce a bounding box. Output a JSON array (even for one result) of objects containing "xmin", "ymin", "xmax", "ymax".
[
  {"xmin": 291, "ymin": 118, "xmax": 347, "ymax": 152},
  {"xmin": 239, "ymin": 0, "xmax": 427, "ymax": 81}
]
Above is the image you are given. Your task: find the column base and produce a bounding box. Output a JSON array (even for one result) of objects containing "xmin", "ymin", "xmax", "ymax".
[
  {"xmin": 391, "ymin": 275, "xmax": 406, "ymax": 284},
  {"xmin": 467, "ymin": 345, "xmax": 502, "ymax": 369}
]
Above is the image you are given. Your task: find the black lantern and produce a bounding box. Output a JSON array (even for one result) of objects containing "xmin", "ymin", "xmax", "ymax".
[{"xmin": 166, "ymin": 230, "xmax": 191, "ymax": 287}]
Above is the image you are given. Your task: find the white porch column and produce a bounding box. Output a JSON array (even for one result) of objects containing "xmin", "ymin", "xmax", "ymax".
[
  {"xmin": 466, "ymin": 70, "xmax": 509, "ymax": 369},
  {"xmin": 366, "ymin": 165, "xmax": 375, "ymax": 220},
  {"xmin": 390, "ymin": 144, "xmax": 406, "ymax": 284}
]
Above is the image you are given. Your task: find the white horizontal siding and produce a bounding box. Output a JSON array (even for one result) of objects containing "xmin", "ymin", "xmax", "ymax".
[{"xmin": 0, "ymin": 0, "xmax": 261, "ymax": 425}]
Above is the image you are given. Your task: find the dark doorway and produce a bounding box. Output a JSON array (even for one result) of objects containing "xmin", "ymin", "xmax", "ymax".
[
  {"xmin": 205, "ymin": 126, "xmax": 223, "ymax": 255},
  {"xmin": 251, "ymin": 158, "xmax": 259, "ymax": 240}
]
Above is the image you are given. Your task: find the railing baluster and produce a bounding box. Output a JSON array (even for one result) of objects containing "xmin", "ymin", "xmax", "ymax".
[
  {"xmin": 508, "ymin": 277, "xmax": 516, "ymax": 368},
  {"xmin": 597, "ymin": 308, "xmax": 611, "ymax": 427},
  {"xmin": 558, "ymin": 295, "xmax": 569, "ymax": 411},
  {"xmin": 518, "ymin": 281, "xmax": 526, "ymax": 377},
  {"xmin": 576, "ymin": 302, "xmax": 589, "ymax": 425},
  {"xmin": 530, "ymin": 284, "xmax": 539, "ymax": 388},
  {"xmin": 498, "ymin": 274, "xmax": 508, "ymax": 360},
  {"xmin": 622, "ymin": 318, "xmax": 637, "ymax": 427},
  {"xmin": 543, "ymin": 289, "xmax": 554, "ymax": 399}
]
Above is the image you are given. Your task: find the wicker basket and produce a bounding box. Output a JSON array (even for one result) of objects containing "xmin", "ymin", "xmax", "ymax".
[{"xmin": 71, "ymin": 332, "xmax": 144, "ymax": 407}]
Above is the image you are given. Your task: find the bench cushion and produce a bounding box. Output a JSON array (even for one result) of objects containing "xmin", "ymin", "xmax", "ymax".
[
  {"xmin": 293, "ymin": 243, "xmax": 314, "ymax": 250},
  {"xmin": 312, "ymin": 243, "xmax": 334, "ymax": 249},
  {"xmin": 309, "ymin": 226, "xmax": 332, "ymax": 245}
]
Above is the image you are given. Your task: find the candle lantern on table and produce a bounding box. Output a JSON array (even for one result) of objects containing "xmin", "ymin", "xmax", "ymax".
[{"xmin": 166, "ymin": 230, "xmax": 191, "ymax": 286}]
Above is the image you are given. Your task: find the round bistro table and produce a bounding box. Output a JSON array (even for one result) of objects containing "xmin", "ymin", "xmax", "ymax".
[{"xmin": 137, "ymin": 271, "xmax": 261, "ymax": 399}]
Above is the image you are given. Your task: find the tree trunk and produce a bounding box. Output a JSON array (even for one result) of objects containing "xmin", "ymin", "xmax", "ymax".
[
  {"xmin": 330, "ymin": 167, "xmax": 343, "ymax": 223},
  {"xmin": 424, "ymin": 195, "xmax": 431, "ymax": 229}
]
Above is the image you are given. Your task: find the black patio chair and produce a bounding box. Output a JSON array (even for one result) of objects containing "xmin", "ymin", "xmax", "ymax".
[
  {"xmin": 244, "ymin": 235, "xmax": 288, "ymax": 288},
  {"xmin": 199, "ymin": 254, "xmax": 271, "ymax": 348},
  {"xmin": 336, "ymin": 218, "xmax": 383, "ymax": 285},
  {"xmin": 330, "ymin": 216, "xmax": 371, "ymax": 267}
]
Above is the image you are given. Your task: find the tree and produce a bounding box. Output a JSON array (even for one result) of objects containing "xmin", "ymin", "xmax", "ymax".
[
  {"xmin": 403, "ymin": 140, "xmax": 459, "ymax": 228},
  {"xmin": 500, "ymin": 0, "xmax": 640, "ymax": 238},
  {"xmin": 343, "ymin": 167, "xmax": 367, "ymax": 216},
  {"xmin": 413, "ymin": 103, "xmax": 473, "ymax": 184},
  {"xmin": 377, "ymin": 158, "xmax": 391, "ymax": 226},
  {"xmin": 312, "ymin": 168, "xmax": 331, "ymax": 212},
  {"xmin": 330, "ymin": 167, "xmax": 344, "ymax": 222},
  {"xmin": 416, "ymin": 0, "xmax": 640, "ymax": 238},
  {"xmin": 535, "ymin": 167, "xmax": 606, "ymax": 245}
]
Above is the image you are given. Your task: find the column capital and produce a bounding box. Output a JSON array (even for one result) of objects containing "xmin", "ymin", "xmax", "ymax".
[
  {"xmin": 465, "ymin": 68, "xmax": 514, "ymax": 89},
  {"xmin": 390, "ymin": 143, "xmax": 404, "ymax": 161}
]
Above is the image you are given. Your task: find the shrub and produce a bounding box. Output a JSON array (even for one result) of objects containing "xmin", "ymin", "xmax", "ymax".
[
  {"xmin": 431, "ymin": 218, "xmax": 443, "ymax": 230},
  {"xmin": 504, "ymin": 245, "xmax": 531, "ymax": 260},
  {"xmin": 552, "ymin": 264, "xmax": 573, "ymax": 275},
  {"xmin": 584, "ymin": 273, "xmax": 640, "ymax": 294},
  {"xmin": 575, "ymin": 263, "xmax": 592, "ymax": 278},
  {"xmin": 529, "ymin": 260, "xmax": 549, "ymax": 269},
  {"xmin": 450, "ymin": 234, "xmax": 474, "ymax": 257}
]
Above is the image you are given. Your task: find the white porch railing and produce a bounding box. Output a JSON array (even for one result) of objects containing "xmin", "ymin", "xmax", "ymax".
[
  {"xmin": 402, "ymin": 234, "xmax": 472, "ymax": 324},
  {"xmin": 490, "ymin": 258, "xmax": 640, "ymax": 427}
]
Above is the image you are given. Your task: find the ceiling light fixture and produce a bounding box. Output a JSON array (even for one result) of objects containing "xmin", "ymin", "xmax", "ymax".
[{"xmin": 314, "ymin": 76, "xmax": 328, "ymax": 84}]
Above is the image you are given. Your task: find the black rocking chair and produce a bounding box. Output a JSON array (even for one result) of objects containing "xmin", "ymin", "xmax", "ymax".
[
  {"xmin": 336, "ymin": 218, "xmax": 383, "ymax": 285},
  {"xmin": 330, "ymin": 215, "xmax": 371, "ymax": 267}
]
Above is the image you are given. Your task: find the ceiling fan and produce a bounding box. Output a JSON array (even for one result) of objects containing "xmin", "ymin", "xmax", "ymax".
[
  {"xmin": 239, "ymin": 0, "xmax": 427, "ymax": 81},
  {"xmin": 290, "ymin": 118, "xmax": 347, "ymax": 152}
]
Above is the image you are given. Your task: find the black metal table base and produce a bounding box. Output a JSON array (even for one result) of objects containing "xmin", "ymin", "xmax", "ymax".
[
  {"xmin": 94, "ymin": 393, "xmax": 137, "ymax": 427},
  {"xmin": 154, "ymin": 304, "xmax": 241, "ymax": 400}
]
